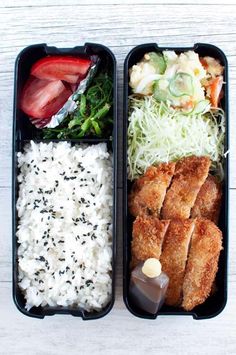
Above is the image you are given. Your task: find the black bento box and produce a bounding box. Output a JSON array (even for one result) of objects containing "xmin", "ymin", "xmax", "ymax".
[
  {"xmin": 12, "ymin": 43, "xmax": 117, "ymax": 319},
  {"xmin": 123, "ymin": 43, "xmax": 229, "ymax": 319}
]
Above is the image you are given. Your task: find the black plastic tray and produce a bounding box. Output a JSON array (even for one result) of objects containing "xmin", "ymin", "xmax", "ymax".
[
  {"xmin": 123, "ymin": 43, "xmax": 229, "ymax": 319},
  {"xmin": 12, "ymin": 43, "xmax": 117, "ymax": 319}
]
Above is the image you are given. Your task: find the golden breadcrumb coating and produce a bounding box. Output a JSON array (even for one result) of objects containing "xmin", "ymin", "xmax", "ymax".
[
  {"xmin": 162, "ymin": 156, "xmax": 211, "ymax": 219},
  {"xmin": 191, "ymin": 175, "xmax": 222, "ymax": 224},
  {"xmin": 160, "ymin": 219, "xmax": 195, "ymax": 306},
  {"xmin": 129, "ymin": 162, "xmax": 175, "ymax": 217},
  {"xmin": 182, "ymin": 218, "xmax": 222, "ymax": 311}
]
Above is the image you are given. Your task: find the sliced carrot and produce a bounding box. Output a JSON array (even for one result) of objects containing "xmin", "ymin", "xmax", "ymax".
[{"xmin": 209, "ymin": 76, "xmax": 223, "ymax": 108}]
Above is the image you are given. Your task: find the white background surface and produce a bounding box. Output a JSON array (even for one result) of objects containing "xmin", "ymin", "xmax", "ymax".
[{"xmin": 0, "ymin": 0, "xmax": 235, "ymax": 354}]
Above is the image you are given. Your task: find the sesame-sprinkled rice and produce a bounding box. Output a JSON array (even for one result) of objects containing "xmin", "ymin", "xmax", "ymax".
[{"xmin": 16, "ymin": 141, "xmax": 113, "ymax": 312}]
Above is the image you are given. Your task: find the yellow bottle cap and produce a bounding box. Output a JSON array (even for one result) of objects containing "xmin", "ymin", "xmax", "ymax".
[{"xmin": 142, "ymin": 258, "xmax": 162, "ymax": 278}]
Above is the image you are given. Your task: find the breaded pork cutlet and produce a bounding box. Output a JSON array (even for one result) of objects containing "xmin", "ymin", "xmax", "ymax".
[
  {"xmin": 129, "ymin": 163, "xmax": 175, "ymax": 217},
  {"xmin": 191, "ymin": 175, "xmax": 222, "ymax": 224},
  {"xmin": 131, "ymin": 215, "xmax": 170, "ymax": 267},
  {"xmin": 162, "ymin": 156, "xmax": 211, "ymax": 219},
  {"xmin": 160, "ymin": 219, "xmax": 195, "ymax": 307},
  {"xmin": 182, "ymin": 218, "xmax": 222, "ymax": 311}
]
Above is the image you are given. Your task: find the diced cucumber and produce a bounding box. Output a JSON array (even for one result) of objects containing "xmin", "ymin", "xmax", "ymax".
[
  {"xmin": 191, "ymin": 100, "xmax": 211, "ymax": 114},
  {"xmin": 148, "ymin": 52, "xmax": 167, "ymax": 74},
  {"xmin": 153, "ymin": 79, "xmax": 169, "ymax": 101},
  {"xmin": 169, "ymin": 72, "xmax": 193, "ymax": 97}
]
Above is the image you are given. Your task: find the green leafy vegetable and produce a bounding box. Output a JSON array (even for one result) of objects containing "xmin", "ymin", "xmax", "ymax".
[{"xmin": 42, "ymin": 72, "xmax": 113, "ymax": 139}]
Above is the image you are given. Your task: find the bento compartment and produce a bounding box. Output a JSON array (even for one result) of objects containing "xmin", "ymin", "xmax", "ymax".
[
  {"xmin": 13, "ymin": 43, "xmax": 117, "ymax": 319},
  {"xmin": 123, "ymin": 43, "xmax": 228, "ymax": 319},
  {"xmin": 13, "ymin": 139, "xmax": 115, "ymax": 319},
  {"xmin": 14, "ymin": 43, "xmax": 115, "ymax": 141}
]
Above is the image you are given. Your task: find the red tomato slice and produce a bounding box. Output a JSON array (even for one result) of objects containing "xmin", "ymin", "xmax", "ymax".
[
  {"xmin": 31, "ymin": 56, "xmax": 92, "ymax": 83},
  {"xmin": 70, "ymin": 83, "xmax": 78, "ymax": 92},
  {"xmin": 20, "ymin": 76, "xmax": 71, "ymax": 124}
]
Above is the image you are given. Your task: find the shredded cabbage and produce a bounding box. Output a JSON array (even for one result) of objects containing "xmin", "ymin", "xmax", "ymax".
[{"xmin": 128, "ymin": 95, "xmax": 225, "ymax": 180}]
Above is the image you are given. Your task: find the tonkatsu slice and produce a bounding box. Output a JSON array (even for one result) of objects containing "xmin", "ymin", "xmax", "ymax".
[
  {"xmin": 160, "ymin": 219, "xmax": 195, "ymax": 307},
  {"xmin": 131, "ymin": 215, "xmax": 170, "ymax": 265},
  {"xmin": 191, "ymin": 175, "xmax": 222, "ymax": 224},
  {"xmin": 182, "ymin": 218, "xmax": 222, "ymax": 311},
  {"xmin": 129, "ymin": 162, "xmax": 176, "ymax": 217},
  {"xmin": 162, "ymin": 156, "xmax": 211, "ymax": 219}
]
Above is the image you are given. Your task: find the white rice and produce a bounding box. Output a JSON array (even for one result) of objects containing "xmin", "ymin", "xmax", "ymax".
[{"xmin": 16, "ymin": 141, "xmax": 113, "ymax": 312}]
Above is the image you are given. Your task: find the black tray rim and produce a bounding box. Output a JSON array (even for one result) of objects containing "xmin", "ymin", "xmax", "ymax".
[
  {"xmin": 122, "ymin": 42, "xmax": 229, "ymax": 320},
  {"xmin": 12, "ymin": 42, "xmax": 117, "ymax": 320}
]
